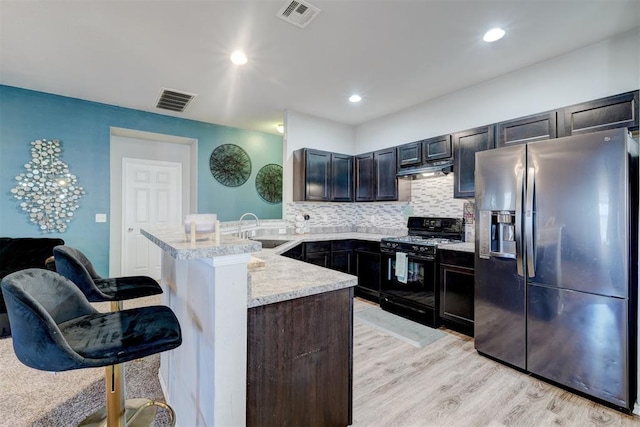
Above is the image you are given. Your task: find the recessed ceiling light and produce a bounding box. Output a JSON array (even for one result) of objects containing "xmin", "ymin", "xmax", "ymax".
[
  {"xmin": 349, "ymin": 94, "xmax": 362, "ymax": 103},
  {"xmin": 276, "ymin": 124, "xmax": 284, "ymax": 134},
  {"xmin": 483, "ymin": 27, "xmax": 505, "ymax": 42},
  {"xmin": 230, "ymin": 50, "xmax": 248, "ymax": 65}
]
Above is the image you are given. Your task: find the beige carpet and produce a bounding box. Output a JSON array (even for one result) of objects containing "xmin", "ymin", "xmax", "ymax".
[{"xmin": 0, "ymin": 296, "xmax": 172, "ymax": 427}]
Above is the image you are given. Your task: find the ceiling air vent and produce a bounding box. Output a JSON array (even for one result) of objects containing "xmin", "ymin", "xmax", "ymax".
[
  {"xmin": 277, "ymin": 0, "xmax": 321, "ymax": 28},
  {"xmin": 155, "ymin": 88, "xmax": 197, "ymax": 113}
]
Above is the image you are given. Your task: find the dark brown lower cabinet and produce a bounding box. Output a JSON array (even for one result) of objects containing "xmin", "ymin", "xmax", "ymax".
[
  {"xmin": 247, "ymin": 287, "xmax": 353, "ymax": 427},
  {"xmin": 439, "ymin": 249, "xmax": 474, "ymax": 337}
]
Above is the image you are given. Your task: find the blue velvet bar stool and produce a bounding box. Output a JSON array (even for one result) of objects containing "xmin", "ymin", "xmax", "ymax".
[
  {"xmin": 1, "ymin": 269, "xmax": 182, "ymax": 426},
  {"xmin": 52, "ymin": 246, "xmax": 169, "ymax": 426}
]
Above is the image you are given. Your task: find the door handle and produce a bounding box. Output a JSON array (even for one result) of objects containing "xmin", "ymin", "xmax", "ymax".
[
  {"xmin": 525, "ymin": 167, "xmax": 536, "ymax": 278},
  {"xmin": 128, "ymin": 227, "xmax": 134, "ymax": 232},
  {"xmin": 515, "ymin": 168, "xmax": 524, "ymax": 277}
]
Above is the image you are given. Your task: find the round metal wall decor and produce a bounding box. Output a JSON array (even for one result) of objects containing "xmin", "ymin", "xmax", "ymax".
[
  {"xmin": 255, "ymin": 164, "xmax": 283, "ymax": 203},
  {"xmin": 209, "ymin": 144, "xmax": 252, "ymax": 187},
  {"xmin": 11, "ymin": 139, "xmax": 85, "ymax": 233}
]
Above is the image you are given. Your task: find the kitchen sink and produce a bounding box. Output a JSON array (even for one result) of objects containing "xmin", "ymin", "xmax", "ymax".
[{"xmin": 252, "ymin": 238, "xmax": 291, "ymax": 249}]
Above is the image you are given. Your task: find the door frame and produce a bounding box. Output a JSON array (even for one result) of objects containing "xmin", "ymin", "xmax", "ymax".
[{"xmin": 109, "ymin": 127, "xmax": 197, "ymax": 276}]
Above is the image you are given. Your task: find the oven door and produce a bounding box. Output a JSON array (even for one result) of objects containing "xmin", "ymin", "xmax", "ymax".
[{"xmin": 380, "ymin": 252, "xmax": 438, "ymax": 326}]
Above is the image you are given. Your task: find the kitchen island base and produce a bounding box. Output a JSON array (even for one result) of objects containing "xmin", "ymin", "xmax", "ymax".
[
  {"xmin": 247, "ymin": 287, "xmax": 353, "ymax": 427},
  {"xmin": 158, "ymin": 251, "xmax": 252, "ymax": 427}
]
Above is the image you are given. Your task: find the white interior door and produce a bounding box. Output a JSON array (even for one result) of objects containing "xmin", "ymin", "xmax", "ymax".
[{"xmin": 122, "ymin": 158, "xmax": 182, "ymax": 279}]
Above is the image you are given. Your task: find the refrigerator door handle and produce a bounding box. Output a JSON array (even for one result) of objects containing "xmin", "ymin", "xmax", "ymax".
[
  {"xmin": 515, "ymin": 168, "xmax": 524, "ymax": 277},
  {"xmin": 525, "ymin": 166, "xmax": 536, "ymax": 278}
]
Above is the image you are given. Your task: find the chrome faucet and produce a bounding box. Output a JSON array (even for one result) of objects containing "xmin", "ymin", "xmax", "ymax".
[{"xmin": 237, "ymin": 212, "xmax": 260, "ymax": 238}]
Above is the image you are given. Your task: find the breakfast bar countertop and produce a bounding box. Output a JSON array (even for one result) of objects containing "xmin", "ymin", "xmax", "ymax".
[{"xmin": 141, "ymin": 225, "xmax": 261, "ymax": 259}]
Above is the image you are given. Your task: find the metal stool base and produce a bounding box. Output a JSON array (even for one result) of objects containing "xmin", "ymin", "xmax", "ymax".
[{"xmin": 79, "ymin": 398, "xmax": 176, "ymax": 427}]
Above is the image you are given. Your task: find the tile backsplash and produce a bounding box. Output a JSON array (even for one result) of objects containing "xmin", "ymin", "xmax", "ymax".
[{"xmin": 286, "ymin": 174, "xmax": 476, "ymax": 240}]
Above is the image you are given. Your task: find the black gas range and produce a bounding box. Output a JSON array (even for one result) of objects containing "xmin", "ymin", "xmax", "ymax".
[{"xmin": 380, "ymin": 217, "xmax": 464, "ymax": 327}]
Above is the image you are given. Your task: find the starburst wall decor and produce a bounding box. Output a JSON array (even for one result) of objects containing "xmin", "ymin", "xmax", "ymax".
[{"xmin": 11, "ymin": 139, "xmax": 85, "ymax": 233}]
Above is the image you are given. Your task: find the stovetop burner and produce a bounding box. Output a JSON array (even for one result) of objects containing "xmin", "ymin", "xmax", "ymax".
[
  {"xmin": 383, "ymin": 235, "xmax": 460, "ymax": 245},
  {"xmin": 380, "ymin": 216, "xmax": 464, "ymax": 256}
]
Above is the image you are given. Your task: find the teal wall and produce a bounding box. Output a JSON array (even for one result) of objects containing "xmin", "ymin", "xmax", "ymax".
[{"xmin": 0, "ymin": 85, "xmax": 283, "ymax": 275}]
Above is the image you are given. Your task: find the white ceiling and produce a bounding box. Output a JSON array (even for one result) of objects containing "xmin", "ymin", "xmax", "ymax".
[{"xmin": 1, "ymin": 0, "xmax": 639, "ymax": 135}]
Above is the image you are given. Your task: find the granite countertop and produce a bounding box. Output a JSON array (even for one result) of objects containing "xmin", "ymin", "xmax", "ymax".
[
  {"xmin": 141, "ymin": 225, "xmax": 261, "ymax": 259},
  {"xmin": 143, "ymin": 226, "xmax": 474, "ymax": 308},
  {"xmin": 259, "ymin": 232, "xmax": 389, "ymax": 254},
  {"xmin": 438, "ymin": 242, "xmax": 475, "ymax": 253},
  {"xmin": 248, "ymin": 232, "xmax": 477, "ymax": 306},
  {"xmin": 246, "ymin": 232, "xmax": 386, "ymax": 308},
  {"xmin": 247, "ymin": 252, "xmax": 356, "ymax": 308}
]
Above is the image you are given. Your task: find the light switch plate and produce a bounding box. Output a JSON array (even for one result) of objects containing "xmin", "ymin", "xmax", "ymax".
[{"xmin": 95, "ymin": 213, "xmax": 107, "ymax": 223}]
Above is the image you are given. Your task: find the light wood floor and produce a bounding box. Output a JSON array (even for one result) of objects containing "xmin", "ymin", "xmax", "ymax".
[{"xmin": 351, "ymin": 298, "xmax": 638, "ymax": 427}]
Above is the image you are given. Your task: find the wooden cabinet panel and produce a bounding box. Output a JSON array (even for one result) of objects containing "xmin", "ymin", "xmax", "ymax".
[
  {"xmin": 281, "ymin": 243, "xmax": 304, "ymax": 261},
  {"xmin": 293, "ymin": 149, "xmax": 331, "ymax": 201},
  {"xmin": 304, "ymin": 241, "xmax": 330, "ymax": 267},
  {"xmin": 497, "ymin": 111, "xmax": 557, "ymax": 148},
  {"xmin": 331, "ymin": 153, "xmax": 354, "ymax": 202},
  {"xmin": 374, "ymin": 148, "xmax": 398, "ymax": 201},
  {"xmin": 305, "ymin": 149, "xmax": 331, "ymax": 201},
  {"xmin": 354, "ymin": 153, "xmax": 375, "ymax": 202},
  {"xmin": 305, "ymin": 241, "xmax": 331, "ymax": 253},
  {"xmin": 331, "ymin": 240, "xmax": 354, "ymax": 274},
  {"xmin": 305, "ymin": 252, "xmax": 330, "ymax": 268},
  {"xmin": 558, "ymin": 91, "xmax": 639, "ymax": 137},
  {"xmin": 355, "ymin": 247, "xmax": 381, "ymax": 303},
  {"xmin": 397, "ymin": 142, "xmax": 422, "ymax": 167},
  {"xmin": 453, "ymin": 125, "xmax": 495, "ymax": 199},
  {"xmin": 423, "ymin": 134, "xmax": 452, "ymax": 161},
  {"xmin": 439, "ymin": 249, "xmax": 474, "ymax": 337},
  {"xmin": 247, "ymin": 287, "xmax": 353, "ymax": 427},
  {"xmin": 331, "ymin": 250, "xmax": 353, "ymax": 273}
]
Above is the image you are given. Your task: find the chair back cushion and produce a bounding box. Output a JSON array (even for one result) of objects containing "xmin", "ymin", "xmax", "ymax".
[
  {"xmin": 1, "ymin": 269, "xmax": 97, "ymax": 371},
  {"xmin": 53, "ymin": 246, "xmax": 106, "ymax": 301}
]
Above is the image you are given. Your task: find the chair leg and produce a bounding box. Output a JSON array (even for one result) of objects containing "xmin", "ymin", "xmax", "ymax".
[
  {"xmin": 79, "ymin": 361, "xmax": 175, "ymax": 427},
  {"xmin": 106, "ymin": 364, "xmax": 126, "ymax": 426}
]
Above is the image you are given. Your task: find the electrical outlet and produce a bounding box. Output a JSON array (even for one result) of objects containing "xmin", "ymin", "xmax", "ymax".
[
  {"xmin": 95, "ymin": 213, "xmax": 107, "ymax": 223},
  {"xmin": 278, "ymin": 228, "xmax": 286, "ymax": 234},
  {"xmin": 250, "ymin": 230, "xmax": 256, "ymax": 237}
]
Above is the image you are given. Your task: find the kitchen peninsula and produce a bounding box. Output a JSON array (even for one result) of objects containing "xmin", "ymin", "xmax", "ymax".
[{"xmin": 141, "ymin": 226, "xmax": 357, "ymax": 427}]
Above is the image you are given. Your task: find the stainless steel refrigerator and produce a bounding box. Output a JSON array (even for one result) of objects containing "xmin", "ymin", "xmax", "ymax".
[{"xmin": 474, "ymin": 128, "xmax": 638, "ymax": 410}]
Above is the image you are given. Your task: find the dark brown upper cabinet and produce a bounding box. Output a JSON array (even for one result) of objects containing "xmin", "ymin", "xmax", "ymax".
[
  {"xmin": 293, "ymin": 148, "xmax": 330, "ymax": 201},
  {"xmin": 397, "ymin": 142, "xmax": 422, "ymax": 168},
  {"xmin": 293, "ymin": 148, "xmax": 353, "ymax": 202},
  {"xmin": 453, "ymin": 125, "xmax": 495, "ymax": 199},
  {"xmin": 496, "ymin": 111, "xmax": 557, "ymax": 148},
  {"xmin": 374, "ymin": 148, "xmax": 399, "ymax": 201},
  {"xmin": 423, "ymin": 134, "xmax": 452, "ymax": 161},
  {"xmin": 294, "ymin": 147, "xmax": 403, "ymax": 203},
  {"xmin": 354, "ymin": 152, "xmax": 375, "ymax": 202},
  {"xmin": 356, "ymin": 149, "xmax": 407, "ymax": 202},
  {"xmin": 558, "ymin": 90, "xmax": 639, "ymax": 137},
  {"xmin": 330, "ymin": 153, "xmax": 354, "ymax": 202}
]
